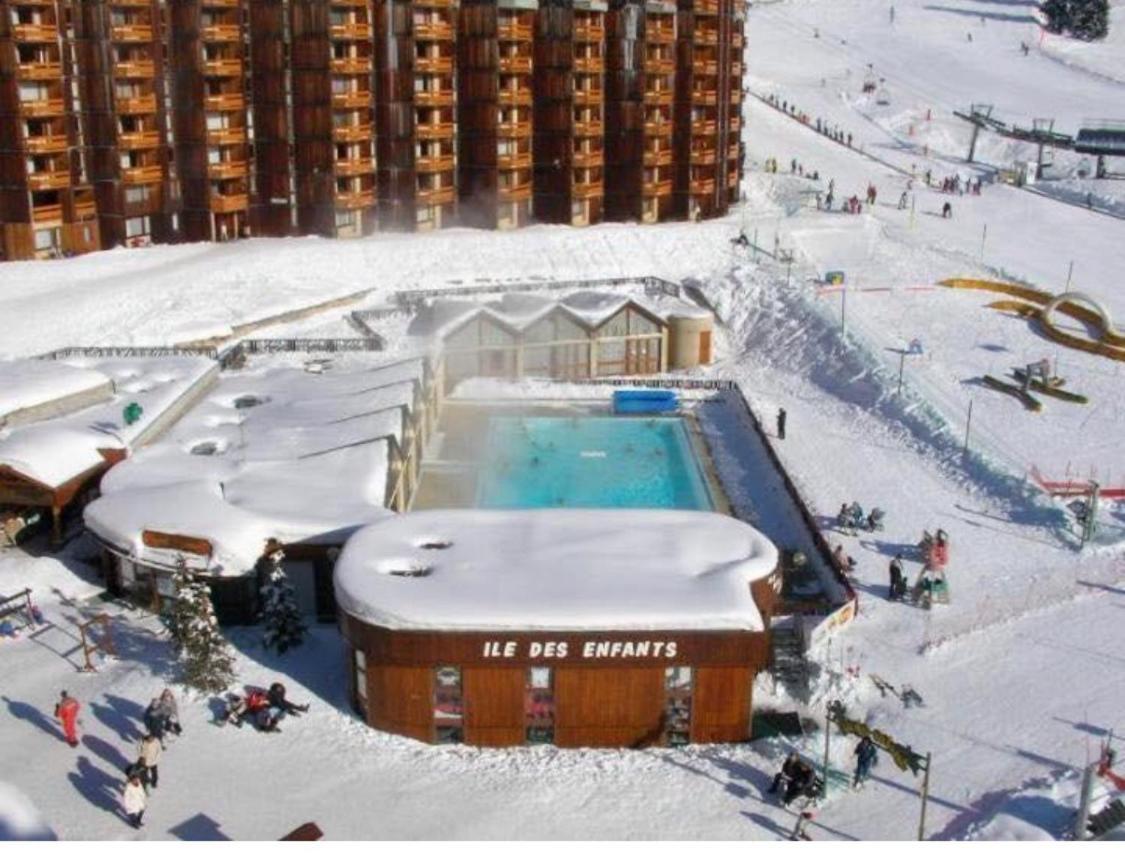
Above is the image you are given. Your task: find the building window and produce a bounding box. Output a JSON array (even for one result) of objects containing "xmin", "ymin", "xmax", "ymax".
[
  {"xmin": 526, "ymin": 666, "xmax": 554, "ymax": 744},
  {"xmin": 33, "ymin": 228, "xmax": 58, "ymax": 252},
  {"xmin": 433, "ymin": 665, "xmax": 463, "ymax": 743},
  {"xmin": 354, "ymin": 649, "xmax": 367, "ymax": 711},
  {"xmin": 664, "ymin": 666, "xmax": 693, "ymax": 746}
]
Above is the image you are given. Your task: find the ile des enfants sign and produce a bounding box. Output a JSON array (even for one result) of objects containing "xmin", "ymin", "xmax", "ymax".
[{"xmin": 481, "ymin": 639, "xmax": 680, "ymax": 661}]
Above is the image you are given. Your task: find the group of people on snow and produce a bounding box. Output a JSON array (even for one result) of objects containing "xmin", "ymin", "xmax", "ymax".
[
  {"xmin": 768, "ymin": 753, "xmax": 821, "ymax": 806},
  {"xmin": 221, "ymin": 682, "xmax": 310, "ymax": 733},
  {"xmin": 837, "ymin": 502, "xmax": 885, "ymax": 534}
]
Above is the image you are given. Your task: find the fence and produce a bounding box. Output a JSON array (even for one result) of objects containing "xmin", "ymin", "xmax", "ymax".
[
  {"xmin": 393, "ymin": 275, "xmax": 681, "ymax": 311},
  {"xmin": 37, "ymin": 345, "xmax": 218, "ymax": 361}
]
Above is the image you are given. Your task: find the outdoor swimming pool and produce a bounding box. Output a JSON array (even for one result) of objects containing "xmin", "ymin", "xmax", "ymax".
[{"xmin": 477, "ymin": 416, "xmax": 714, "ymax": 510}]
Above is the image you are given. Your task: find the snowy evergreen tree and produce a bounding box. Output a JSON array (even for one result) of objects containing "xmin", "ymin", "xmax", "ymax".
[
  {"xmin": 163, "ymin": 558, "xmax": 236, "ymax": 693},
  {"xmin": 1070, "ymin": 0, "xmax": 1108, "ymax": 40},
  {"xmin": 1040, "ymin": 0, "xmax": 1071, "ymax": 33},
  {"xmin": 260, "ymin": 548, "xmax": 307, "ymax": 654}
]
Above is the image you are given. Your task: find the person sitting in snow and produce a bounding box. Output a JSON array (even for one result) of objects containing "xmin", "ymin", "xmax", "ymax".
[
  {"xmin": 268, "ymin": 682, "xmax": 310, "ymax": 717},
  {"xmin": 832, "ymin": 544, "xmax": 856, "ymax": 574},
  {"xmin": 769, "ymin": 753, "xmax": 818, "ymax": 805}
]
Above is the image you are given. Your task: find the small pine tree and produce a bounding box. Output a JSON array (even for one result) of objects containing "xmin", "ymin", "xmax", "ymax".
[
  {"xmin": 164, "ymin": 558, "xmax": 236, "ymax": 693},
  {"xmin": 1069, "ymin": 0, "xmax": 1108, "ymax": 40},
  {"xmin": 260, "ymin": 549, "xmax": 307, "ymax": 654},
  {"xmin": 1040, "ymin": 0, "xmax": 1071, "ymax": 33}
]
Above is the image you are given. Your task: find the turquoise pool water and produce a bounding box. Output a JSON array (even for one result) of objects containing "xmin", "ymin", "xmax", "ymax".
[{"xmin": 477, "ymin": 416, "xmax": 714, "ymax": 510}]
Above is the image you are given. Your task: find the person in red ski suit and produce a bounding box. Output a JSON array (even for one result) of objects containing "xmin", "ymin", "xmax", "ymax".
[{"xmin": 54, "ymin": 690, "xmax": 80, "ymax": 747}]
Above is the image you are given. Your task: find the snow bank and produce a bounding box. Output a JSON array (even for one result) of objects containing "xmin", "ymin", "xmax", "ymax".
[
  {"xmin": 0, "ymin": 783, "xmax": 55, "ymax": 841},
  {"xmin": 0, "ymin": 359, "xmax": 110, "ymax": 423},
  {"xmin": 334, "ymin": 509, "xmax": 778, "ymax": 632}
]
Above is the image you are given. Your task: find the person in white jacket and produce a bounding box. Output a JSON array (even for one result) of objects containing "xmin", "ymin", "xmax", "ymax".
[{"xmin": 122, "ymin": 775, "xmax": 146, "ymax": 828}]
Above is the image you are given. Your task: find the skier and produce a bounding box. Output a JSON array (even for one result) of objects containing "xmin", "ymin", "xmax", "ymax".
[
  {"xmin": 898, "ymin": 191, "xmax": 908, "ymax": 210},
  {"xmin": 825, "ymin": 191, "xmax": 834, "ymax": 210},
  {"xmin": 942, "ymin": 202, "xmax": 952, "ymax": 219},
  {"xmin": 138, "ymin": 733, "xmax": 162, "ymax": 789},
  {"xmin": 54, "ymin": 690, "xmax": 80, "ymax": 748},
  {"xmin": 776, "ymin": 407, "xmax": 787, "ymax": 440},
  {"xmin": 121, "ymin": 774, "xmax": 147, "ymax": 828},
  {"xmin": 847, "ymin": 132, "xmax": 853, "ymax": 148},
  {"xmin": 853, "ymin": 736, "xmax": 878, "ymax": 787},
  {"xmin": 158, "ymin": 688, "xmax": 182, "ymax": 737},
  {"xmin": 791, "ymin": 158, "xmax": 798, "ymax": 174},
  {"xmin": 889, "ymin": 555, "xmax": 906, "ymax": 600},
  {"xmin": 268, "ymin": 682, "xmax": 310, "ymax": 717}
]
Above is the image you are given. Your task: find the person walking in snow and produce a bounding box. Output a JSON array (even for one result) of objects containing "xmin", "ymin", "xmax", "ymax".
[
  {"xmin": 942, "ymin": 202, "xmax": 952, "ymax": 219},
  {"xmin": 889, "ymin": 555, "xmax": 906, "ymax": 600},
  {"xmin": 898, "ymin": 191, "xmax": 908, "ymax": 210},
  {"xmin": 157, "ymin": 688, "xmax": 182, "ymax": 737},
  {"xmin": 143, "ymin": 698, "xmax": 167, "ymax": 744},
  {"xmin": 54, "ymin": 690, "xmax": 80, "ymax": 748},
  {"xmin": 138, "ymin": 733, "xmax": 162, "ymax": 790},
  {"xmin": 853, "ymin": 736, "xmax": 878, "ymax": 787},
  {"xmin": 776, "ymin": 408, "xmax": 787, "ymax": 440},
  {"xmin": 122, "ymin": 774, "xmax": 147, "ymax": 828}
]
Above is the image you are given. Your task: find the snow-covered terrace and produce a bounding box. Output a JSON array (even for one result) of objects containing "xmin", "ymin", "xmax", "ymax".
[{"xmin": 84, "ymin": 354, "xmax": 430, "ymax": 576}]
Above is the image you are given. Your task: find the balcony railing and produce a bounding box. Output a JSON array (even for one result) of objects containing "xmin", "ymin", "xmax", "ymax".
[
  {"xmin": 74, "ymin": 197, "xmax": 97, "ymax": 219},
  {"xmin": 573, "ymin": 119, "xmax": 603, "ymax": 137},
  {"xmin": 416, "ymin": 185, "xmax": 455, "ymax": 206},
  {"xmin": 414, "ymin": 0, "xmax": 454, "ymax": 8},
  {"xmin": 497, "ymin": 120, "xmax": 532, "ymax": 138},
  {"xmin": 572, "ymin": 180, "xmax": 603, "ymax": 200},
  {"xmin": 643, "ymin": 90, "xmax": 673, "ymax": 106},
  {"xmin": 210, "ymin": 192, "xmax": 249, "ymax": 213},
  {"xmin": 206, "ymin": 127, "xmax": 247, "ymax": 145},
  {"xmin": 644, "ymin": 118, "xmax": 672, "ymax": 135},
  {"xmin": 573, "ymin": 56, "xmax": 603, "ymax": 73},
  {"xmin": 498, "ymin": 181, "xmax": 532, "ymax": 203},
  {"xmin": 497, "ymin": 55, "xmax": 532, "ymax": 74},
  {"xmin": 728, "ymin": 170, "xmax": 739, "ymax": 187},
  {"xmin": 692, "ymin": 90, "xmax": 718, "ymax": 106},
  {"xmin": 119, "ymin": 129, "xmax": 161, "ymax": 149},
  {"xmin": 17, "ymin": 62, "xmax": 62, "ymax": 80},
  {"xmin": 205, "ymin": 93, "xmax": 244, "ymax": 111},
  {"xmin": 330, "ymin": 56, "xmax": 372, "ymax": 75},
  {"xmin": 121, "ymin": 164, "xmax": 164, "ymax": 184},
  {"xmin": 642, "ymin": 179, "xmax": 673, "ymax": 197},
  {"xmin": 573, "ymin": 89, "xmax": 602, "ymax": 106},
  {"xmin": 416, "ymin": 121, "xmax": 455, "ymax": 139},
  {"xmin": 694, "ymin": 29, "xmax": 718, "ymax": 45},
  {"xmin": 415, "ymin": 55, "xmax": 454, "ymax": 74},
  {"xmin": 335, "ymin": 157, "xmax": 375, "ymax": 176},
  {"xmin": 115, "ymin": 59, "xmax": 156, "ymax": 79},
  {"xmin": 24, "ymin": 134, "xmax": 68, "ymax": 154},
  {"xmin": 112, "ymin": 24, "xmax": 154, "ymax": 42},
  {"xmin": 690, "ymin": 148, "xmax": 716, "ymax": 165},
  {"xmin": 335, "ymin": 189, "xmax": 376, "ymax": 209},
  {"xmin": 333, "ymin": 123, "xmax": 372, "ymax": 143},
  {"xmin": 695, "ymin": 59, "xmax": 718, "ymax": 76},
  {"xmin": 647, "ymin": 24, "xmax": 675, "ymax": 45},
  {"xmin": 498, "ymin": 88, "xmax": 533, "ymax": 107},
  {"xmin": 204, "ymin": 58, "xmax": 242, "ymax": 78},
  {"xmin": 694, "ymin": 119, "xmax": 717, "ymax": 136},
  {"xmin": 332, "ymin": 91, "xmax": 371, "ymax": 110},
  {"xmin": 415, "ymin": 153, "xmax": 454, "ymax": 173},
  {"xmin": 729, "ymin": 116, "xmax": 741, "ymax": 132},
  {"xmin": 643, "ymin": 150, "xmax": 673, "ymax": 167},
  {"xmin": 730, "ymin": 89, "xmax": 742, "ymax": 103},
  {"xmin": 27, "ymin": 169, "xmax": 71, "ymax": 191},
  {"xmin": 414, "ymin": 21, "xmax": 453, "ymax": 41},
  {"xmin": 497, "ymin": 21, "xmax": 533, "ymax": 41},
  {"xmin": 21, "ymin": 97, "xmax": 67, "ymax": 117},
  {"xmin": 690, "ymin": 177, "xmax": 716, "ymax": 196},
  {"xmin": 414, "ymin": 88, "xmax": 455, "ymax": 108},
  {"xmin": 206, "ymin": 160, "xmax": 247, "ymax": 180},
  {"xmin": 572, "ymin": 150, "xmax": 603, "ymax": 168},
  {"xmin": 695, "ymin": 0, "xmax": 719, "ymax": 14},
  {"xmin": 732, "ymin": 33, "xmax": 743, "ymax": 48},
  {"xmin": 644, "ymin": 58, "xmax": 674, "ymax": 75},
  {"xmin": 202, "ymin": 24, "xmax": 241, "ymax": 42},
  {"xmin": 32, "ymin": 203, "xmax": 64, "ymax": 224},
  {"xmin": 573, "ymin": 22, "xmax": 605, "ymax": 42},
  {"xmin": 497, "ymin": 151, "xmax": 532, "ymax": 170},
  {"xmin": 12, "ymin": 24, "xmax": 58, "ymax": 42},
  {"xmin": 330, "ymin": 22, "xmax": 372, "ymax": 40}
]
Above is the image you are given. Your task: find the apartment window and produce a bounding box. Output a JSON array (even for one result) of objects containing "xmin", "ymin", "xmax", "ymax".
[
  {"xmin": 526, "ymin": 667, "xmax": 555, "ymax": 745},
  {"xmin": 124, "ymin": 186, "xmax": 148, "ymax": 205},
  {"xmin": 125, "ymin": 216, "xmax": 150, "ymax": 238},
  {"xmin": 663, "ymin": 666, "xmax": 693, "ymax": 746},
  {"xmin": 34, "ymin": 228, "xmax": 58, "ymax": 251},
  {"xmin": 433, "ymin": 665, "xmax": 463, "ymax": 744}
]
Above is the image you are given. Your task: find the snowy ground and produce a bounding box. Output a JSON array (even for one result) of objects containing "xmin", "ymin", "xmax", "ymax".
[{"xmin": 3, "ymin": 0, "xmax": 1125, "ymax": 842}]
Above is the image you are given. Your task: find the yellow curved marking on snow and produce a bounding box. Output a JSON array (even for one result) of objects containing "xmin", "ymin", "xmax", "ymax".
[{"xmin": 939, "ymin": 278, "xmax": 1125, "ymax": 363}]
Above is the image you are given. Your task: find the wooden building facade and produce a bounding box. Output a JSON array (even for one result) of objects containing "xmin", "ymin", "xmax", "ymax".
[{"xmin": 1, "ymin": 0, "xmax": 744, "ymax": 260}]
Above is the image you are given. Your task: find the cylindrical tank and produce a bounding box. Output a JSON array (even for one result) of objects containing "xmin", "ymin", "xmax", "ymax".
[{"xmin": 667, "ymin": 311, "xmax": 714, "ymax": 368}]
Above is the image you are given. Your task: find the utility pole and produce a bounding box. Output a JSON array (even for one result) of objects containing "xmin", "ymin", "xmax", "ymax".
[
  {"xmin": 897, "ymin": 351, "xmax": 906, "ymax": 395},
  {"xmin": 1065, "ymin": 259, "xmax": 1075, "ymax": 292},
  {"xmin": 979, "ymin": 223, "xmax": 987, "ymax": 262},
  {"xmin": 963, "ymin": 400, "xmax": 973, "ymax": 455},
  {"xmin": 917, "ymin": 753, "xmax": 933, "ymax": 840}
]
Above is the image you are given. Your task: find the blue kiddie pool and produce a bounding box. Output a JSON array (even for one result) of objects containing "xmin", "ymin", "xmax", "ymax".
[{"xmin": 612, "ymin": 389, "xmax": 679, "ymax": 415}]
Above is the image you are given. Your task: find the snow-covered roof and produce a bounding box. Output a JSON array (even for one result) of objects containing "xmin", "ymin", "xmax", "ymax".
[
  {"xmin": 334, "ymin": 509, "xmax": 778, "ymax": 632},
  {"xmin": 0, "ymin": 359, "xmax": 111, "ymax": 425},
  {"xmin": 0, "ymin": 355, "xmax": 217, "ymax": 490},
  {"xmin": 85, "ymin": 355, "xmax": 425, "ymax": 575}
]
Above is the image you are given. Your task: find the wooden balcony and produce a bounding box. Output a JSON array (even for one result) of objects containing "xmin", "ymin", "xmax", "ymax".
[
  {"xmin": 24, "ymin": 134, "xmax": 68, "ymax": 154},
  {"xmin": 728, "ymin": 170, "xmax": 739, "ymax": 187},
  {"xmin": 204, "ymin": 58, "xmax": 243, "ymax": 78},
  {"xmin": 119, "ymin": 129, "xmax": 161, "ymax": 149},
  {"xmin": 205, "ymin": 92, "xmax": 244, "ymax": 111},
  {"xmin": 330, "ymin": 22, "xmax": 372, "ymax": 40},
  {"xmin": 414, "ymin": 21, "xmax": 453, "ymax": 41},
  {"xmin": 694, "ymin": 29, "xmax": 719, "ymax": 45},
  {"xmin": 498, "ymin": 88, "xmax": 533, "ymax": 107},
  {"xmin": 335, "ymin": 157, "xmax": 375, "ymax": 177},
  {"xmin": 729, "ymin": 116, "xmax": 741, "ymax": 132},
  {"xmin": 498, "ymin": 181, "xmax": 532, "ymax": 203},
  {"xmin": 572, "ymin": 180, "xmax": 603, "ymax": 200},
  {"xmin": 644, "ymin": 58, "xmax": 674, "ymax": 75},
  {"xmin": 643, "ymin": 90, "xmax": 673, "ymax": 106},
  {"xmin": 210, "ymin": 192, "xmax": 249, "ymax": 213},
  {"xmin": 206, "ymin": 160, "xmax": 246, "ymax": 180},
  {"xmin": 330, "ymin": 0, "xmax": 370, "ymax": 6},
  {"xmin": 573, "ymin": 88, "xmax": 602, "ymax": 106},
  {"xmin": 573, "ymin": 56, "xmax": 603, "ymax": 73},
  {"xmin": 114, "ymin": 59, "xmax": 156, "ymax": 79},
  {"xmin": 573, "ymin": 21, "xmax": 605, "ymax": 42},
  {"xmin": 695, "ymin": 0, "xmax": 719, "ymax": 14},
  {"xmin": 332, "ymin": 90, "xmax": 371, "ymax": 110},
  {"xmin": 497, "ymin": 21, "xmax": 533, "ymax": 42},
  {"xmin": 414, "ymin": 0, "xmax": 454, "ymax": 8},
  {"xmin": 12, "ymin": 24, "xmax": 58, "ymax": 42},
  {"xmin": 498, "ymin": 55, "xmax": 532, "ymax": 74},
  {"xmin": 728, "ymin": 143, "xmax": 740, "ymax": 159},
  {"xmin": 497, "ymin": 120, "xmax": 532, "ymax": 138},
  {"xmin": 695, "ymin": 59, "xmax": 718, "ymax": 76},
  {"xmin": 17, "ymin": 62, "xmax": 62, "ymax": 80},
  {"xmin": 112, "ymin": 24, "xmax": 154, "ymax": 42},
  {"xmin": 497, "ymin": 151, "xmax": 532, "ymax": 170},
  {"xmin": 643, "ymin": 150, "xmax": 672, "ymax": 167},
  {"xmin": 331, "ymin": 56, "xmax": 372, "ymax": 75},
  {"xmin": 333, "ymin": 123, "xmax": 372, "ymax": 143},
  {"xmin": 731, "ymin": 62, "xmax": 742, "ymax": 77},
  {"xmin": 642, "ymin": 179, "xmax": 672, "ymax": 197},
  {"xmin": 201, "ymin": 0, "xmax": 241, "ymax": 6},
  {"xmin": 74, "ymin": 196, "xmax": 97, "ymax": 219},
  {"xmin": 206, "ymin": 127, "xmax": 247, "ymax": 145},
  {"xmin": 692, "ymin": 90, "xmax": 718, "ymax": 106},
  {"xmin": 690, "ymin": 148, "xmax": 716, "ymax": 165},
  {"xmin": 121, "ymin": 164, "xmax": 164, "ymax": 184},
  {"xmin": 573, "ymin": 119, "xmax": 603, "ymax": 137},
  {"xmin": 572, "ymin": 150, "xmax": 603, "ymax": 169},
  {"xmin": 415, "ymin": 153, "xmax": 454, "ymax": 173},
  {"xmin": 27, "ymin": 169, "xmax": 71, "ymax": 191},
  {"xmin": 22, "ymin": 97, "xmax": 66, "ymax": 117},
  {"xmin": 335, "ymin": 189, "xmax": 376, "ymax": 209},
  {"xmin": 415, "ymin": 185, "xmax": 455, "ymax": 206},
  {"xmin": 415, "ymin": 55, "xmax": 454, "ymax": 74},
  {"xmin": 32, "ymin": 203, "xmax": 64, "ymax": 224},
  {"xmin": 414, "ymin": 88, "xmax": 455, "ymax": 108},
  {"xmin": 416, "ymin": 121, "xmax": 454, "ymax": 140},
  {"xmin": 732, "ymin": 33, "xmax": 743, "ymax": 48},
  {"xmin": 730, "ymin": 89, "xmax": 742, "ymax": 104},
  {"xmin": 647, "ymin": 24, "xmax": 676, "ymax": 45},
  {"xmin": 202, "ymin": 24, "xmax": 241, "ymax": 42},
  {"xmin": 644, "ymin": 118, "xmax": 672, "ymax": 135},
  {"xmin": 693, "ymin": 119, "xmax": 717, "ymax": 136},
  {"xmin": 690, "ymin": 177, "xmax": 716, "ymax": 196}
]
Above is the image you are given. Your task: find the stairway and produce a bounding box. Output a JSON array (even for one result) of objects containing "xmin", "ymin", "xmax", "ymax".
[{"xmin": 770, "ymin": 625, "xmax": 808, "ymax": 693}]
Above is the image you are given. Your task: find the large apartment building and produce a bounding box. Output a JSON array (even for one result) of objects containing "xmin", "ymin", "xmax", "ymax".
[{"xmin": 0, "ymin": 0, "xmax": 744, "ymax": 260}]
